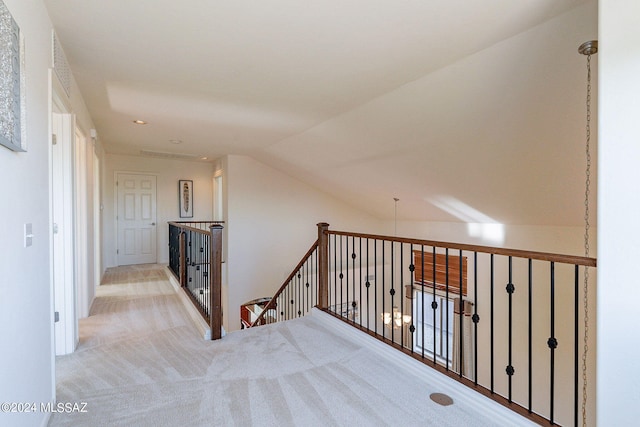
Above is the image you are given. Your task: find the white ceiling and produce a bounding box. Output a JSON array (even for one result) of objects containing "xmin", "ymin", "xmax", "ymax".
[{"xmin": 44, "ymin": 0, "xmax": 597, "ymax": 225}]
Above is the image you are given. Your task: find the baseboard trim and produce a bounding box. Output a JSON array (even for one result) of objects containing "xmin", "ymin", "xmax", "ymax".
[{"xmin": 164, "ymin": 266, "xmax": 212, "ymax": 340}]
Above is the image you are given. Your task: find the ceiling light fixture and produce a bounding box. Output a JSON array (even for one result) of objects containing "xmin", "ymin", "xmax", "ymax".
[
  {"xmin": 169, "ymin": 139, "xmax": 183, "ymax": 144},
  {"xmin": 381, "ymin": 306, "xmax": 411, "ymax": 330},
  {"xmin": 133, "ymin": 119, "xmax": 147, "ymax": 125},
  {"xmin": 200, "ymin": 157, "xmax": 208, "ymax": 160}
]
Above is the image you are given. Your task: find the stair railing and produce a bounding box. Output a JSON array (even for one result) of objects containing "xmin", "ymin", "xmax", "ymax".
[
  {"xmin": 250, "ymin": 239, "xmax": 320, "ymax": 327},
  {"xmin": 257, "ymin": 222, "xmax": 596, "ymax": 426},
  {"xmin": 168, "ymin": 221, "xmax": 224, "ymax": 339}
]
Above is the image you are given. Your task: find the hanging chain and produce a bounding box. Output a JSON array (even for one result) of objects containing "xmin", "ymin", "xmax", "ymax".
[{"xmin": 581, "ymin": 53, "xmax": 592, "ymax": 427}]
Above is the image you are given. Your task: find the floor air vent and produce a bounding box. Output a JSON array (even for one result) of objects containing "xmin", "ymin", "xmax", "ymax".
[{"xmin": 430, "ymin": 393, "xmax": 454, "ymax": 406}]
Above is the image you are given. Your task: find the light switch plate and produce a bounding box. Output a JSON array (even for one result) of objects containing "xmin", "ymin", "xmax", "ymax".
[{"xmin": 24, "ymin": 223, "xmax": 33, "ymax": 247}]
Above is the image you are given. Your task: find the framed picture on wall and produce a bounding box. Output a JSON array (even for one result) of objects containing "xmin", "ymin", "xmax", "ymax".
[
  {"xmin": 179, "ymin": 180, "xmax": 193, "ymax": 218},
  {"xmin": 0, "ymin": 0, "xmax": 27, "ymax": 152}
]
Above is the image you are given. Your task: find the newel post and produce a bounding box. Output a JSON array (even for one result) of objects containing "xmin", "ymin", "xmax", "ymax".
[
  {"xmin": 179, "ymin": 230, "xmax": 187, "ymax": 287},
  {"xmin": 209, "ymin": 224, "xmax": 224, "ymax": 340},
  {"xmin": 317, "ymin": 222, "xmax": 330, "ymax": 309}
]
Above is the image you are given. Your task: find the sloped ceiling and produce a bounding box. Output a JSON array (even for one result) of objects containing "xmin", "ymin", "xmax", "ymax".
[{"xmin": 44, "ymin": 0, "xmax": 597, "ymax": 225}]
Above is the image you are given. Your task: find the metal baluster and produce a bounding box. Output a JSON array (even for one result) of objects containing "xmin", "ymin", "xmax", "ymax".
[
  {"xmin": 374, "ymin": 239, "xmax": 378, "ymax": 336},
  {"xmin": 346, "ymin": 236, "xmax": 349, "ymax": 320},
  {"xmin": 458, "ymin": 250, "xmax": 463, "ymax": 377},
  {"xmin": 391, "ymin": 239, "xmax": 394, "ymax": 344},
  {"xmin": 201, "ymin": 233, "xmax": 205, "ymax": 316},
  {"xmin": 352, "ymin": 236, "xmax": 356, "ymax": 323},
  {"xmin": 334, "ymin": 234, "xmax": 337, "ymax": 313},
  {"xmin": 400, "ymin": 243, "xmax": 404, "ymax": 348},
  {"xmin": 409, "ymin": 243, "xmax": 415, "ymax": 354},
  {"xmin": 445, "ymin": 248, "xmax": 449, "ymax": 371},
  {"xmin": 507, "ymin": 256, "xmax": 514, "ymax": 403},
  {"xmin": 366, "ymin": 238, "xmax": 370, "ymax": 331},
  {"xmin": 382, "ymin": 239, "xmax": 386, "ymax": 339},
  {"xmin": 529, "ymin": 258, "xmax": 533, "ymax": 413},
  {"xmin": 473, "ymin": 252, "xmax": 478, "ymax": 385},
  {"xmin": 340, "ymin": 235, "xmax": 344, "ymax": 317},
  {"xmin": 432, "ymin": 246, "xmax": 436, "ymax": 365},
  {"xmin": 549, "ymin": 262, "xmax": 556, "ymax": 424},
  {"xmin": 303, "ymin": 259, "xmax": 307, "ymax": 316},
  {"xmin": 574, "ymin": 264, "xmax": 579, "ymax": 427},
  {"xmin": 421, "ymin": 245, "xmax": 425, "ymax": 360},
  {"xmin": 298, "ymin": 266, "xmax": 301, "ymax": 317},
  {"xmin": 490, "ymin": 253, "xmax": 494, "ymax": 394},
  {"xmin": 359, "ymin": 237, "xmax": 363, "ymax": 328}
]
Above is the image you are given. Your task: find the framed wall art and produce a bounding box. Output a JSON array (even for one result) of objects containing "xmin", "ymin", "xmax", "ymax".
[
  {"xmin": 179, "ymin": 180, "xmax": 193, "ymax": 218},
  {"xmin": 0, "ymin": 0, "xmax": 26, "ymax": 152}
]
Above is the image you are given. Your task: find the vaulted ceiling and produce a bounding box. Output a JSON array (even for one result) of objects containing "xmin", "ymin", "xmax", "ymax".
[{"xmin": 44, "ymin": 0, "xmax": 597, "ymax": 225}]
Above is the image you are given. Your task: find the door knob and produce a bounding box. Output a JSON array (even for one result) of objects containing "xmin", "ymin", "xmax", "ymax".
[{"xmin": 151, "ymin": 222, "xmax": 156, "ymax": 226}]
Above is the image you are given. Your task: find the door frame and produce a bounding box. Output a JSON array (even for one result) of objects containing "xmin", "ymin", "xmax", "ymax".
[
  {"xmin": 50, "ymin": 70, "xmax": 77, "ymax": 356},
  {"xmin": 75, "ymin": 127, "xmax": 89, "ymax": 318},
  {"xmin": 93, "ymin": 150, "xmax": 102, "ymax": 292},
  {"xmin": 114, "ymin": 171, "xmax": 158, "ymax": 266}
]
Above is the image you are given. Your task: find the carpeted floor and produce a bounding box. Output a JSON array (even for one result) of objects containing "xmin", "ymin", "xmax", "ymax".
[{"xmin": 49, "ymin": 264, "xmax": 529, "ymax": 426}]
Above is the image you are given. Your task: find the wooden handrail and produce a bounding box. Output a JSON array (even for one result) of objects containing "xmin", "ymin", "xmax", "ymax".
[
  {"xmin": 168, "ymin": 221, "xmax": 225, "ymax": 225},
  {"xmin": 168, "ymin": 221, "xmax": 225, "ymax": 235},
  {"xmin": 327, "ymin": 229, "xmax": 596, "ymax": 267},
  {"xmin": 250, "ymin": 240, "xmax": 319, "ymax": 327}
]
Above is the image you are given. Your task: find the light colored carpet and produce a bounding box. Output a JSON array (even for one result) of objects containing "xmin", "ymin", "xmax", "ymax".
[{"xmin": 49, "ymin": 264, "xmax": 529, "ymax": 427}]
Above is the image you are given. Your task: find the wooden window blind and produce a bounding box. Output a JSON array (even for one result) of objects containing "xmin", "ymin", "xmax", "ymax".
[{"xmin": 412, "ymin": 250, "xmax": 467, "ymax": 296}]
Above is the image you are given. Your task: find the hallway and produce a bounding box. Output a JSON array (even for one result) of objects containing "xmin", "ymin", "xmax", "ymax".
[{"xmin": 49, "ymin": 265, "xmax": 531, "ymax": 426}]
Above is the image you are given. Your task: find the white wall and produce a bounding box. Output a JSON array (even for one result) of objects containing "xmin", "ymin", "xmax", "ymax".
[
  {"xmin": 262, "ymin": 1, "xmax": 598, "ymax": 227},
  {"xmin": 597, "ymin": 1, "xmax": 640, "ymax": 424},
  {"xmin": 223, "ymin": 155, "xmax": 382, "ymax": 331},
  {"xmin": 0, "ymin": 1, "xmax": 72, "ymax": 425},
  {"xmin": 394, "ymin": 221, "xmax": 595, "ymax": 256},
  {"xmin": 103, "ymin": 154, "xmax": 214, "ymax": 267}
]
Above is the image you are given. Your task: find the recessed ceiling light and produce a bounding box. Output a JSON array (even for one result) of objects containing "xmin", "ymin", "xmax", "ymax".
[
  {"xmin": 133, "ymin": 120, "xmax": 147, "ymax": 125},
  {"xmin": 201, "ymin": 157, "xmax": 208, "ymax": 160},
  {"xmin": 169, "ymin": 139, "xmax": 183, "ymax": 144}
]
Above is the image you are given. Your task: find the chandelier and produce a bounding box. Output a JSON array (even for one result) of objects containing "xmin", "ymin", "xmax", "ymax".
[{"xmin": 381, "ymin": 306, "xmax": 411, "ymax": 329}]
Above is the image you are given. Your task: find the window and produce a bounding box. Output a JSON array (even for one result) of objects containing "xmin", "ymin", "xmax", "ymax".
[
  {"xmin": 213, "ymin": 173, "xmax": 223, "ymax": 221},
  {"xmin": 410, "ymin": 250, "xmax": 466, "ymax": 365},
  {"xmin": 413, "ymin": 291, "xmax": 454, "ymax": 365}
]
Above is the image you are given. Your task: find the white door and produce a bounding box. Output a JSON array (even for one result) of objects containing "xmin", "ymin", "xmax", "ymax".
[{"xmin": 116, "ymin": 173, "xmax": 157, "ymax": 265}]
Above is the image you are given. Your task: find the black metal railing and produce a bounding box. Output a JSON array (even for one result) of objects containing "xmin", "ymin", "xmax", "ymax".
[
  {"xmin": 321, "ymin": 226, "xmax": 595, "ymax": 426},
  {"xmin": 167, "ymin": 221, "xmax": 224, "ymax": 339},
  {"xmin": 250, "ymin": 241, "xmax": 319, "ymax": 327},
  {"xmin": 249, "ymin": 222, "xmax": 596, "ymax": 424}
]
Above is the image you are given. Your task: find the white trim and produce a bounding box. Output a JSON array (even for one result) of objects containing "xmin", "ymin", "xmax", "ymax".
[
  {"xmin": 164, "ymin": 266, "xmax": 226, "ymax": 340},
  {"xmin": 93, "ymin": 149, "xmax": 101, "ymax": 291},
  {"xmin": 39, "ymin": 412, "xmax": 51, "ymax": 427},
  {"xmin": 47, "ymin": 67, "xmax": 56, "ymax": 408},
  {"xmin": 75, "ymin": 126, "xmax": 89, "ymax": 319},
  {"xmin": 310, "ymin": 308, "xmax": 537, "ymax": 427},
  {"xmin": 51, "ymin": 75, "xmax": 78, "ymax": 356}
]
